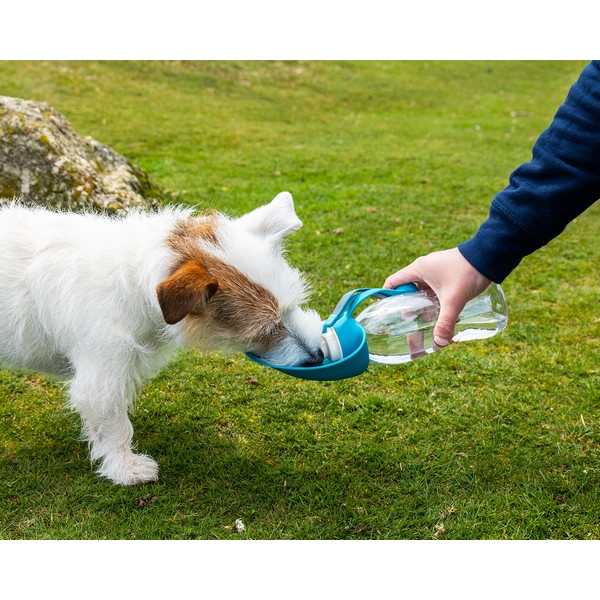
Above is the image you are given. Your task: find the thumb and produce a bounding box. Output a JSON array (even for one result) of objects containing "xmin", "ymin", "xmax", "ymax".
[{"xmin": 433, "ymin": 299, "xmax": 465, "ymax": 348}]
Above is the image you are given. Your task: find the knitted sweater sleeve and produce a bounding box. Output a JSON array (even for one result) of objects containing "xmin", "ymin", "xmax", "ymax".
[{"xmin": 458, "ymin": 61, "xmax": 600, "ymax": 283}]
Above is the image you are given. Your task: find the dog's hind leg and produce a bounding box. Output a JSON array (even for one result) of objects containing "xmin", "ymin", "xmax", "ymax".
[{"xmin": 67, "ymin": 355, "xmax": 159, "ymax": 486}]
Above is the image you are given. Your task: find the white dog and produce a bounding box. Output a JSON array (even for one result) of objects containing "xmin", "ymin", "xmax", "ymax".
[{"xmin": 0, "ymin": 192, "xmax": 323, "ymax": 485}]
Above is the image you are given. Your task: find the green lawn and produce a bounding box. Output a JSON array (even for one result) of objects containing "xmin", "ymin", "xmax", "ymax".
[{"xmin": 0, "ymin": 60, "xmax": 598, "ymax": 539}]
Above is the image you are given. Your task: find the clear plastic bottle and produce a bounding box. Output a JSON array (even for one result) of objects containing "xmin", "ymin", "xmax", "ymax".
[{"xmin": 354, "ymin": 283, "xmax": 508, "ymax": 364}]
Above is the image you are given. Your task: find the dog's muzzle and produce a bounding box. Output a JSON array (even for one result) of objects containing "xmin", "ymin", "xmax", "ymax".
[{"xmin": 301, "ymin": 348, "xmax": 325, "ymax": 368}]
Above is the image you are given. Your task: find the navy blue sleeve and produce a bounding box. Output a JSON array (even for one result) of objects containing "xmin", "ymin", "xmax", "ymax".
[{"xmin": 458, "ymin": 61, "xmax": 600, "ymax": 283}]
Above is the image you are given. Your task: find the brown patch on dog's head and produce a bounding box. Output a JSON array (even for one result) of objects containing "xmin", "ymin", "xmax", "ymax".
[
  {"xmin": 166, "ymin": 214, "xmax": 220, "ymax": 264},
  {"xmin": 157, "ymin": 215, "xmax": 286, "ymax": 353},
  {"xmin": 184, "ymin": 259, "xmax": 286, "ymax": 353},
  {"xmin": 156, "ymin": 262, "xmax": 219, "ymax": 325},
  {"xmin": 156, "ymin": 214, "xmax": 221, "ymax": 325}
]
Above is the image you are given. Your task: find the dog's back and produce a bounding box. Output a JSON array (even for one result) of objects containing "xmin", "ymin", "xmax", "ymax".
[{"xmin": 0, "ymin": 203, "xmax": 178, "ymax": 375}]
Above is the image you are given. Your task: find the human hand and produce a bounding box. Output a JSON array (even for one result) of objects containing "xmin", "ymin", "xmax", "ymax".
[{"xmin": 383, "ymin": 248, "xmax": 491, "ymax": 347}]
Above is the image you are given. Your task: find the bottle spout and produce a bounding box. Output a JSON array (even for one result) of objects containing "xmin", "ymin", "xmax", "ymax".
[{"xmin": 320, "ymin": 327, "xmax": 343, "ymax": 362}]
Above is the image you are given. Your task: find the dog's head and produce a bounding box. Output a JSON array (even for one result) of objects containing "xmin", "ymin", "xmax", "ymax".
[{"xmin": 156, "ymin": 192, "xmax": 324, "ymax": 367}]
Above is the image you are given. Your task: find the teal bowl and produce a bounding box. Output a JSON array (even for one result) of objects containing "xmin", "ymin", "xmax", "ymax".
[
  {"xmin": 246, "ymin": 314, "xmax": 369, "ymax": 381},
  {"xmin": 245, "ymin": 284, "xmax": 418, "ymax": 382}
]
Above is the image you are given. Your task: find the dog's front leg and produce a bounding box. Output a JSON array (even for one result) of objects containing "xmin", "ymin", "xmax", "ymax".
[{"xmin": 68, "ymin": 359, "xmax": 159, "ymax": 486}]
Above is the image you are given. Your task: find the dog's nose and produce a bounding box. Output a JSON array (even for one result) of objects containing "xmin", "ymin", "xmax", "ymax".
[{"xmin": 302, "ymin": 348, "xmax": 324, "ymax": 367}]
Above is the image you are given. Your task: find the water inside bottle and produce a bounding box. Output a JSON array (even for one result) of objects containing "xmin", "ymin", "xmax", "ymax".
[
  {"xmin": 356, "ymin": 284, "xmax": 508, "ymax": 365},
  {"xmin": 356, "ymin": 291, "xmax": 439, "ymax": 364},
  {"xmin": 452, "ymin": 291, "xmax": 508, "ymax": 342}
]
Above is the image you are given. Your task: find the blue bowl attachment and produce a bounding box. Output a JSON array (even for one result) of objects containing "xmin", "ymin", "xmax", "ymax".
[{"xmin": 246, "ymin": 283, "xmax": 418, "ymax": 381}]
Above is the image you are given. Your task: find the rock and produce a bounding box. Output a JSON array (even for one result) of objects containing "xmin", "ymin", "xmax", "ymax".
[
  {"xmin": 234, "ymin": 518, "xmax": 246, "ymax": 533},
  {"xmin": 0, "ymin": 96, "xmax": 168, "ymax": 213}
]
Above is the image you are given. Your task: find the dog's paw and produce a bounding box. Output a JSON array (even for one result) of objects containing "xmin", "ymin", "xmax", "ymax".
[{"xmin": 98, "ymin": 451, "xmax": 159, "ymax": 486}]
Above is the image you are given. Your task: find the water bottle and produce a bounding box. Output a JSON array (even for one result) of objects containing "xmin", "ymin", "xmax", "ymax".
[{"xmin": 354, "ymin": 283, "xmax": 508, "ymax": 364}]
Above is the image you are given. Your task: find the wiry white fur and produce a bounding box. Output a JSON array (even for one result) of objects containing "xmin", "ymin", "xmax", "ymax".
[{"xmin": 0, "ymin": 193, "xmax": 321, "ymax": 485}]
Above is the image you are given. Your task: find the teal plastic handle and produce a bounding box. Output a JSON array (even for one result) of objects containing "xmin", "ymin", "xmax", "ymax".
[{"xmin": 323, "ymin": 283, "xmax": 418, "ymax": 331}]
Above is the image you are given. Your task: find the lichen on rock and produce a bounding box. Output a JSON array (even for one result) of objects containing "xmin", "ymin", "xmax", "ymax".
[{"xmin": 0, "ymin": 96, "xmax": 168, "ymax": 213}]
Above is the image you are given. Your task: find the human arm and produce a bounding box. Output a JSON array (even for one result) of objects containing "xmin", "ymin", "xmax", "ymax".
[
  {"xmin": 458, "ymin": 60, "xmax": 600, "ymax": 282},
  {"xmin": 385, "ymin": 61, "xmax": 600, "ymax": 344}
]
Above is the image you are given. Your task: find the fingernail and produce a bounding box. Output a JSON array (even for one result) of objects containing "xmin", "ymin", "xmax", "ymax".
[{"xmin": 434, "ymin": 336, "xmax": 450, "ymax": 347}]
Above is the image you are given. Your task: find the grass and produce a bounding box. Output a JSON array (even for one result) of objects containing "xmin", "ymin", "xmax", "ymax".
[{"xmin": 0, "ymin": 60, "xmax": 598, "ymax": 540}]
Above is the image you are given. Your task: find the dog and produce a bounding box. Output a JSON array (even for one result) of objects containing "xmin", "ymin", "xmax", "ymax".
[{"xmin": 0, "ymin": 192, "xmax": 324, "ymax": 485}]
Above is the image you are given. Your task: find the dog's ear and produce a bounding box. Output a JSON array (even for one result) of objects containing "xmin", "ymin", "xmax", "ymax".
[
  {"xmin": 237, "ymin": 191, "xmax": 302, "ymax": 243},
  {"xmin": 156, "ymin": 262, "xmax": 218, "ymax": 325}
]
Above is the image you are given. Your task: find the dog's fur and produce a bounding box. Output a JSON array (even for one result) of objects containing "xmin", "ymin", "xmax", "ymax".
[{"xmin": 0, "ymin": 192, "xmax": 323, "ymax": 485}]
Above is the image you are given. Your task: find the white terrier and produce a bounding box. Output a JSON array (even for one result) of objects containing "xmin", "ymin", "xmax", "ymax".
[{"xmin": 0, "ymin": 192, "xmax": 323, "ymax": 485}]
